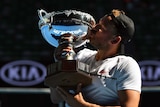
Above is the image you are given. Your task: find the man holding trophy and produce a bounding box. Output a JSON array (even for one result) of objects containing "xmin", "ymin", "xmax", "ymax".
[{"xmin": 38, "ymin": 9, "xmax": 141, "ymax": 107}]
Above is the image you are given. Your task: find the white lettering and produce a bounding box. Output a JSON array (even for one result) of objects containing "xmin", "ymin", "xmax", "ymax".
[
  {"xmin": 153, "ymin": 67, "xmax": 160, "ymax": 80},
  {"xmin": 53, "ymin": 29, "xmax": 83, "ymax": 35},
  {"xmin": 28, "ymin": 66, "xmax": 40, "ymax": 80},
  {"xmin": 141, "ymin": 66, "xmax": 146, "ymax": 80},
  {"xmin": 147, "ymin": 66, "xmax": 153, "ymax": 80},
  {"xmin": 22, "ymin": 66, "xmax": 27, "ymax": 80},
  {"xmin": 141, "ymin": 66, "xmax": 160, "ymax": 80},
  {"xmin": 9, "ymin": 67, "xmax": 20, "ymax": 80}
]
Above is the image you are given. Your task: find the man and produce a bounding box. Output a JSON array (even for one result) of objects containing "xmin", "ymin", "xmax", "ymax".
[{"xmin": 50, "ymin": 9, "xmax": 141, "ymax": 107}]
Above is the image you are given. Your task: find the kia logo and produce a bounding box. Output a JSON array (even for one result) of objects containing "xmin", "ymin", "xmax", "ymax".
[
  {"xmin": 139, "ymin": 60, "xmax": 160, "ymax": 86},
  {"xmin": 0, "ymin": 60, "xmax": 46, "ymax": 86}
]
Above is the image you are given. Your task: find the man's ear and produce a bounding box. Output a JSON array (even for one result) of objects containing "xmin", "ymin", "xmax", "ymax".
[{"xmin": 111, "ymin": 36, "xmax": 121, "ymax": 44}]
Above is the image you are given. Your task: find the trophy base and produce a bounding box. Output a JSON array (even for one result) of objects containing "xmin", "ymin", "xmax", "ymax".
[{"xmin": 44, "ymin": 60, "xmax": 92, "ymax": 88}]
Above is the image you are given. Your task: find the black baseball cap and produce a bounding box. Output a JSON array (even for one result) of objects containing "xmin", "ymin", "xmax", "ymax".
[{"xmin": 106, "ymin": 9, "xmax": 135, "ymax": 44}]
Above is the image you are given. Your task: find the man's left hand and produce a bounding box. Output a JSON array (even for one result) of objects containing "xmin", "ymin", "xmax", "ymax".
[{"xmin": 56, "ymin": 83, "xmax": 87, "ymax": 107}]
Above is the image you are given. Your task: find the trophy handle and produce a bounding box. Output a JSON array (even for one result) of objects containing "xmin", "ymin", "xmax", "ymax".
[{"xmin": 37, "ymin": 9, "xmax": 52, "ymax": 28}]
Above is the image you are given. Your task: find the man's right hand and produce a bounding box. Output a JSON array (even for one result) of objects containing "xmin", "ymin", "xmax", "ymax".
[{"xmin": 54, "ymin": 33, "xmax": 76, "ymax": 61}]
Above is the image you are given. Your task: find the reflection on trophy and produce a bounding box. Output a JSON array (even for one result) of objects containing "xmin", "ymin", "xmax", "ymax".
[{"xmin": 38, "ymin": 9, "xmax": 95, "ymax": 88}]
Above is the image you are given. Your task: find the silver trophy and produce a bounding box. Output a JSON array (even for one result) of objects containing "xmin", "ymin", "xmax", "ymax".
[{"xmin": 38, "ymin": 9, "xmax": 95, "ymax": 88}]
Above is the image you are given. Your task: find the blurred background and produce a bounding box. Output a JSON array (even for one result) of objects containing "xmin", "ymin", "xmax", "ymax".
[{"xmin": 0, "ymin": 0, "xmax": 160, "ymax": 107}]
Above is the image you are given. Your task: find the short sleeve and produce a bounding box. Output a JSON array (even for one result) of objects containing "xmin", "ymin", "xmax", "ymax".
[{"xmin": 117, "ymin": 57, "xmax": 142, "ymax": 93}]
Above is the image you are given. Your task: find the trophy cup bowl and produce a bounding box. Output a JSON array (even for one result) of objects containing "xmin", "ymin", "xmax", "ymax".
[{"xmin": 38, "ymin": 9, "xmax": 95, "ymax": 88}]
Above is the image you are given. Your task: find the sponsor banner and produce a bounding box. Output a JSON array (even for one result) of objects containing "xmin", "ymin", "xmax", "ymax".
[
  {"xmin": 139, "ymin": 60, "xmax": 160, "ymax": 86},
  {"xmin": 0, "ymin": 60, "xmax": 47, "ymax": 87},
  {"xmin": 0, "ymin": 60, "xmax": 160, "ymax": 87}
]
